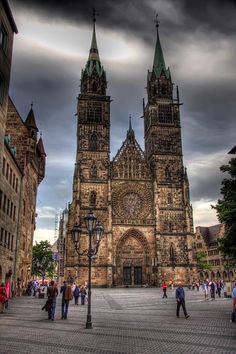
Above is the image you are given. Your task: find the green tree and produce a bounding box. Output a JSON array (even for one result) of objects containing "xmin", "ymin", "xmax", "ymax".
[
  {"xmin": 213, "ymin": 158, "xmax": 236, "ymax": 262},
  {"xmin": 196, "ymin": 251, "xmax": 211, "ymax": 271},
  {"xmin": 32, "ymin": 240, "xmax": 56, "ymax": 280}
]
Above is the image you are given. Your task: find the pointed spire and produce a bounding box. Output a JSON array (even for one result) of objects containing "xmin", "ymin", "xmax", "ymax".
[
  {"xmin": 127, "ymin": 114, "xmax": 135, "ymax": 143},
  {"xmin": 129, "ymin": 114, "xmax": 132, "ymax": 131},
  {"xmin": 152, "ymin": 14, "xmax": 170, "ymax": 79},
  {"xmin": 81, "ymin": 9, "xmax": 106, "ymax": 80},
  {"xmin": 37, "ymin": 137, "xmax": 46, "ymax": 156},
  {"xmin": 25, "ymin": 104, "xmax": 38, "ymax": 132},
  {"xmin": 88, "ymin": 8, "xmax": 100, "ymax": 62}
]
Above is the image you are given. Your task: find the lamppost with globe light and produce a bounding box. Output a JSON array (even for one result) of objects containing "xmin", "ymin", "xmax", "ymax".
[{"xmin": 72, "ymin": 210, "xmax": 104, "ymax": 329}]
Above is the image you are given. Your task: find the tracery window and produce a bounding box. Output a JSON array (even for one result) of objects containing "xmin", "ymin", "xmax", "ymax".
[
  {"xmin": 158, "ymin": 104, "xmax": 173, "ymax": 124},
  {"xmin": 89, "ymin": 133, "xmax": 98, "ymax": 150}
]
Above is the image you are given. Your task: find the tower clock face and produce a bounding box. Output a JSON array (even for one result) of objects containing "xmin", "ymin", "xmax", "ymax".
[{"xmin": 112, "ymin": 183, "xmax": 152, "ymax": 219}]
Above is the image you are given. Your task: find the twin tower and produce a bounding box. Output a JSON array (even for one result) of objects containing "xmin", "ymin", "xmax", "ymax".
[{"xmin": 65, "ymin": 17, "xmax": 195, "ymax": 286}]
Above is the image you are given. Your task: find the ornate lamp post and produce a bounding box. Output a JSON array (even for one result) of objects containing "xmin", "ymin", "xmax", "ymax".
[{"xmin": 72, "ymin": 210, "xmax": 104, "ymax": 329}]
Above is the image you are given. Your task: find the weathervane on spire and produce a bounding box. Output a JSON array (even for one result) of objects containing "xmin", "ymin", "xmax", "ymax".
[
  {"xmin": 30, "ymin": 101, "xmax": 33, "ymax": 109},
  {"xmin": 154, "ymin": 13, "xmax": 159, "ymax": 28}
]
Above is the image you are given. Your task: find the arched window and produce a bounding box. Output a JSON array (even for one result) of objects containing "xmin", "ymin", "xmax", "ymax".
[
  {"xmin": 89, "ymin": 133, "xmax": 98, "ymax": 150},
  {"xmin": 90, "ymin": 163, "xmax": 97, "ymax": 179},
  {"xmin": 90, "ymin": 191, "xmax": 96, "ymax": 206},
  {"xmin": 167, "ymin": 193, "xmax": 172, "ymax": 205}
]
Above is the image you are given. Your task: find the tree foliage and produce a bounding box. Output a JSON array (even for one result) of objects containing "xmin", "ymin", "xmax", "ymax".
[
  {"xmin": 213, "ymin": 158, "xmax": 236, "ymax": 262},
  {"xmin": 196, "ymin": 251, "xmax": 211, "ymax": 271},
  {"xmin": 32, "ymin": 240, "xmax": 56, "ymax": 279}
]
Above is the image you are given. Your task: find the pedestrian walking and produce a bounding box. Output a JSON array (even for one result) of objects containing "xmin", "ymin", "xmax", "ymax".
[
  {"xmin": 203, "ymin": 280, "xmax": 209, "ymax": 300},
  {"xmin": 216, "ymin": 281, "xmax": 221, "ymax": 298},
  {"xmin": 46, "ymin": 280, "xmax": 58, "ymax": 321},
  {"xmin": 210, "ymin": 281, "xmax": 216, "ymax": 300},
  {"xmin": 60, "ymin": 281, "xmax": 73, "ymax": 319},
  {"xmin": 80, "ymin": 285, "xmax": 87, "ymax": 305},
  {"xmin": 73, "ymin": 285, "xmax": 80, "ymax": 305},
  {"xmin": 0, "ymin": 282, "xmax": 7, "ymax": 313},
  {"xmin": 5, "ymin": 278, "xmax": 11, "ymax": 309},
  {"xmin": 175, "ymin": 282, "xmax": 190, "ymax": 319},
  {"xmin": 162, "ymin": 281, "xmax": 168, "ymax": 298}
]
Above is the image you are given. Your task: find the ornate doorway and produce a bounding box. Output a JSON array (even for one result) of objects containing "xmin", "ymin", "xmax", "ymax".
[
  {"xmin": 115, "ymin": 229, "xmax": 150, "ymax": 286},
  {"xmin": 123, "ymin": 267, "xmax": 132, "ymax": 285}
]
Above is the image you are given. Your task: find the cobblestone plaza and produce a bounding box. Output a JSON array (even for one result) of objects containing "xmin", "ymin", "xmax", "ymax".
[{"xmin": 0, "ymin": 288, "xmax": 235, "ymax": 354}]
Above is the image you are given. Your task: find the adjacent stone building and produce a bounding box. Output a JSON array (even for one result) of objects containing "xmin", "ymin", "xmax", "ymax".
[
  {"xmin": 65, "ymin": 17, "xmax": 195, "ymax": 287},
  {"xmin": 0, "ymin": 0, "xmax": 18, "ymax": 283},
  {"xmin": 4, "ymin": 98, "xmax": 46, "ymax": 287},
  {"xmin": 0, "ymin": 0, "xmax": 17, "ymax": 161},
  {"xmin": 195, "ymin": 224, "xmax": 236, "ymax": 281}
]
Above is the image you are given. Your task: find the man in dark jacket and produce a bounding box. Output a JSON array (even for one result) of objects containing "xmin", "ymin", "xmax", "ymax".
[
  {"xmin": 60, "ymin": 281, "xmax": 73, "ymax": 319},
  {"xmin": 46, "ymin": 280, "xmax": 58, "ymax": 321},
  {"xmin": 175, "ymin": 282, "xmax": 190, "ymax": 319}
]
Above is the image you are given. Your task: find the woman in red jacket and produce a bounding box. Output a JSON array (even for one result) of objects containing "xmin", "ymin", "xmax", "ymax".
[
  {"xmin": 0, "ymin": 282, "xmax": 7, "ymax": 313},
  {"xmin": 162, "ymin": 281, "xmax": 168, "ymax": 298}
]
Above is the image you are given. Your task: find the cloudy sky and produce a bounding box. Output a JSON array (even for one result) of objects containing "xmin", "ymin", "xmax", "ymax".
[{"xmin": 8, "ymin": 0, "xmax": 236, "ymax": 244}]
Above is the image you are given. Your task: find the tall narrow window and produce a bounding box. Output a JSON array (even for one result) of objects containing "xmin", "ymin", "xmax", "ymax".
[
  {"xmin": 90, "ymin": 191, "xmax": 96, "ymax": 207},
  {"xmin": 90, "ymin": 163, "xmax": 97, "ymax": 179},
  {"xmin": 165, "ymin": 165, "xmax": 171, "ymax": 180},
  {"xmin": 90, "ymin": 133, "xmax": 98, "ymax": 150},
  {"xmin": 0, "ymin": 228, "xmax": 3, "ymax": 245},
  {"xmin": 167, "ymin": 193, "xmax": 172, "ymax": 205},
  {"xmin": 170, "ymin": 244, "xmax": 175, "ymax": 265}
]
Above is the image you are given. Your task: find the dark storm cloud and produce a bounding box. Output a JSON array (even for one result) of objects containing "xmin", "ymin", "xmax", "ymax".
[
  {"xmin": 8, "ymin": 0, "xmax": 236, "ymax": 236},
  {"xmin": 11, "ymin": 0, "xmax": 236, "ymax": 40}
]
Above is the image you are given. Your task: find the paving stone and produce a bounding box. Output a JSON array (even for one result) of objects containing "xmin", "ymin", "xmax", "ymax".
[{"xmin": 0, "ymin": 288, "xmax": 235, "ymax": 354}]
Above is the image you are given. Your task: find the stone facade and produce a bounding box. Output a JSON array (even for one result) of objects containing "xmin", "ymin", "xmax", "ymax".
[
  {"xmin": 65, "ymin": 19, "xmax": 195, "ymax": 287},
  {"xmin": 195, "ymin": 224, "xmax": 236, "ymax": 281},
  {"xmin": 0, "ymin": 0, "xmax": 17, "ymax": 283},
  {"xmin": 0, "ymin": 0, "xmax": 17, "ymax": 162},
  {"xmin": 1, "ymin": 97, "xmax": 46, "ymax": 287},
  {"xmin": 0, "ymin": 135, "xmax": 22, "ymax": 283}
]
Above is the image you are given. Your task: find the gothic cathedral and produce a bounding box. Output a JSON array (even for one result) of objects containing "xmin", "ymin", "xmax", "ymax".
[{"xmin": 65, "ymin": 17, "xmax": 195, "ymax": 287}]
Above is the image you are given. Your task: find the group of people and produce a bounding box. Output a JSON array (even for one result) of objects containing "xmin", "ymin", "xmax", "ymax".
[
  {"xmin": 42, "ymin": 281, "xmax": 88, "ymax": 321},
  {"xmin": 161, "ymin": 280, "xmax": 236, "ymax": 321}
]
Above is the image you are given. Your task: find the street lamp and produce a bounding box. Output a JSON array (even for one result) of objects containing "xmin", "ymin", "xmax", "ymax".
[{"xmin": 72, "ymin": 210, "xmax": 104, "ymax": 329}]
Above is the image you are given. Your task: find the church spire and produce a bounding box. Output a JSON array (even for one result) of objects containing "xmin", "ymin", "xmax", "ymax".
[
  {"xmin": 81, "ymin": 9, "xmax": 106, "ymax": 91},
  {"xmin": 127, "ymin": 115, "xmax": 135, "ymax": 144},
  {"xmin": 88, "ymin": 8, "xmax": 100, "ymax": 62},
  {"xmin": 152, "ymin": 14, "xmax": 170, "ymax": 79}
]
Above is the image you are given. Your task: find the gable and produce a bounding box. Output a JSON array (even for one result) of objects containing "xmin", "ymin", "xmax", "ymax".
[{"xmin": 111, "ymin": 138, "xmax": 151, "ymax": 180}]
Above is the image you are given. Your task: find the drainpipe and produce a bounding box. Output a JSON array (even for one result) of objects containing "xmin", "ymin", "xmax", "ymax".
[{"xmin": 12, "ymin": 174, "xmax": 23, "ymax": 295}]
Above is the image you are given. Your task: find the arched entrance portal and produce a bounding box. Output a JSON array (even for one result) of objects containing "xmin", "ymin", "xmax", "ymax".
[{"xmin": 115, "ymin": 229, "xmax": 151, "ymax": 286}]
